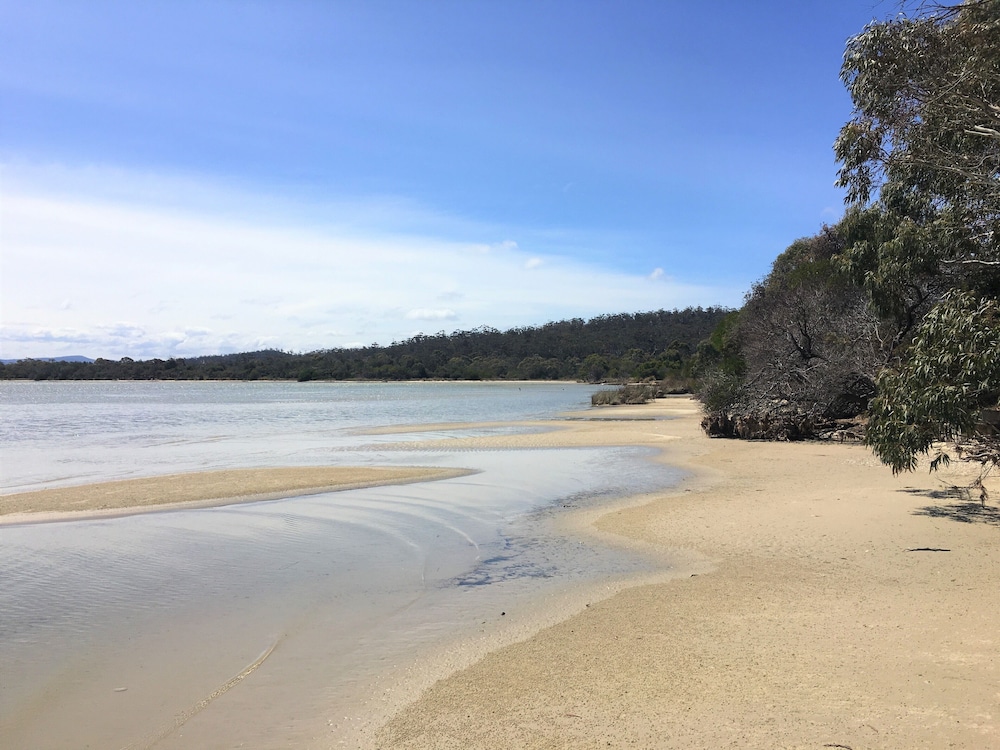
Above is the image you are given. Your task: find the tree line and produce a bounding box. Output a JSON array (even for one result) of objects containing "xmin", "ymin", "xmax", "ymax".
[
  {"xmin": 0, "ymin": 307, "xmax": 730, "ymax": 384},
  {"xmin": 697, "ymin": 0, "xmax": 999, "ymax": 481}
]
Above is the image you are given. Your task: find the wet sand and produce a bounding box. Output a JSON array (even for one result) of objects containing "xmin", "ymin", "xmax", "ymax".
[
  {"xmin": 0, "ymin": 466, "xmax": 470, "ymax": 524},
  {"xmin": 4, "ymin": 443, "xmax": 671, "ymax": 750},
  {"xmin": 370, "ymin": 396, "xmax": 1000, "ymax": 749}
]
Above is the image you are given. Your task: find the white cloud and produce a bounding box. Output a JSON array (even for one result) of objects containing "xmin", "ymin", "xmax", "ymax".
[
  {"xmin": 0, "ymin": 167, "xmax": 740, "ymax": 359},
  {"xmin": 405, "ymin": 308, "xmax": 457, "ymax": 321},
  {"xmin": 649, "ymin": 267, "xmax": 665, "ymax": 280}
]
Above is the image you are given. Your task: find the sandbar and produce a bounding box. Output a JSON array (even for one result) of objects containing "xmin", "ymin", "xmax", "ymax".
[
  {"xmin": 371, "ymin": 396, "xmax": 1000, "ymax": 749},
  {"xmin": 0, "ymin": 465, "xmax": 471, "ymax": 524}
]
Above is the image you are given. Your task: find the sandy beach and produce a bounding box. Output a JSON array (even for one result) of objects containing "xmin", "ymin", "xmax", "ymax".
[
  {"xmin": 0, "ymin": 465, "xmax": 470, "ymax": 524},
  {"xmin": 4, "ymin": 394, "xmax": 998, "ymax": 749},
  {"xmin": 369, "ymin": 396, "xmax": 1000, "ymax": 749}
]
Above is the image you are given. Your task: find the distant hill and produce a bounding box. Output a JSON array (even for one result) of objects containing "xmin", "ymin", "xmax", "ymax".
[
  {"xmin": 1, "ymin": 355, "xmax": 94, "ymax": 365},
  {"xmin": 0, "ymin": 307, "xmax": 731, "ymax": 383}
]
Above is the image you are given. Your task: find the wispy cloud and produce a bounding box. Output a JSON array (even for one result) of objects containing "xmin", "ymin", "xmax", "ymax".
[
  {"xmin": 1, "ymin": 166, "xmax": 739, "ymax": 359},
  {"xmin": 405, "ymin": 308, "xmax": 458, "ymax": 321},
  {"xmin": 820, "ymin": 206, "xmax": 842, "ymax": 222}
]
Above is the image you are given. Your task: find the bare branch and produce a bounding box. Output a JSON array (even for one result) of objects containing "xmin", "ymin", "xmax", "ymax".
[
  {"xmin": 940, "ymin": 258, "xmax": 1000, "ymax": 267},
  {"xmin": 966, "ymin": 125, "xmax": 1000, "ymax": 138}
]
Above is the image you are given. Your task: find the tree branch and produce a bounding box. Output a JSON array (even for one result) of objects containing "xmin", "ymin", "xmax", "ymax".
[
  {"xmin": 966, "ymin": 125, "xmax": 1000, "ymax": 138},
  {"xmin": 940, "ymin": 258, "xmax": 1000, "ymax": 266}
]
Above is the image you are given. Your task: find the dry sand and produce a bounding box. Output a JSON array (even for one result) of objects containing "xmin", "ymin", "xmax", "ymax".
[
  {"xmin": 0, "ymin": 465, "xmax": 470, "ymax": 524},
  {"xmin": 372, "ymin": 396, "xmax": 1000, "ymax": 749}
]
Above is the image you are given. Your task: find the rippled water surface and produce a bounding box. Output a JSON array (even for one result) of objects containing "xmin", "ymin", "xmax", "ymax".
[{"xmin": 0, "ymin": 382, "xmax": 678, "ymax": 749}]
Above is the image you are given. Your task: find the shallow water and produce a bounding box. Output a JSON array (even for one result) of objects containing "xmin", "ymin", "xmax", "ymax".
[
  {"xmin": 0, "ymin": 381, "xmax": 596, "ymax": 491},
  {"xmin": 0, "ymin": 382, "xmax": 678, "ymax": 748}
]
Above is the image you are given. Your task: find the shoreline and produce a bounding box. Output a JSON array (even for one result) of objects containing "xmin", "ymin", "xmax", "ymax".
[
  {"xmin": 6, "ymin": 393, "xmax": 997, "ymax": 747},
  {"xmin": 0, "ymin": 466, "xmax": 473, "ymax": 526},
  {"xmin": 368, "ymin": 396, "xmax": 1000, "ymax": 749},
  {"xmin": 1, "ymin": 396, "xmax": 698, "ymax": 750}
]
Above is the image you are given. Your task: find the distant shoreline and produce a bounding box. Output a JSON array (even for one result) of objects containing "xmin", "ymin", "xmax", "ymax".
[{"xmin": 0, "ymin": 377, "xmax": 601, "ymax": 383}]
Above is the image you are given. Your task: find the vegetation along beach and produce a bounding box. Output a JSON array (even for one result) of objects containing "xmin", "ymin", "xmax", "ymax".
[{"xmin": 2, "ymin": 0, "xmax": 998, "ymax": 748}]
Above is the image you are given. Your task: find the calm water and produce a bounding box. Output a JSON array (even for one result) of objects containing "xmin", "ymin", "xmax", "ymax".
[
  {"xmin": 0, "ymin": 381, "xmax": 677, "ymax": 749},
  {"xmin": 0, "ymin": 380, "xmax": 607, "ymax": 492}
]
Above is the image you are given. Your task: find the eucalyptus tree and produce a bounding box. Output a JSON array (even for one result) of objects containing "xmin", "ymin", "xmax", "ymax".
[
  {"xmin": 737, "ymin": 228, "xmax": 886, "ymax": 417},
  {"xmin": 835, "ymin": 0, "xmax": 1000, "ymax": 476}
]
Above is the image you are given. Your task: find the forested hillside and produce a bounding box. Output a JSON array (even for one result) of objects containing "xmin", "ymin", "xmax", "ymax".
[
  {"xmin": 1, "ymin": 307, "xmax": 729, "ymax": 383},
  {"xmin": 699, "ymin": 0, "xmax": 999, "ymax": 481}
]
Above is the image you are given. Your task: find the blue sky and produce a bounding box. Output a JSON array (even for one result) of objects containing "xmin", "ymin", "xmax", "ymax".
[{"xmin": 1, "ymin": 0, "xmax": 893, "ymax": 360}]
